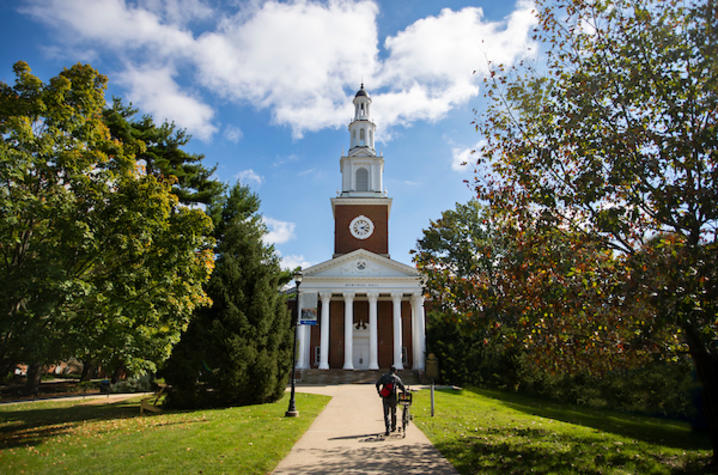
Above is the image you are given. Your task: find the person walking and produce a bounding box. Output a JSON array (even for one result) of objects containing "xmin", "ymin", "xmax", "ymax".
[{"xmin": 375, "ymin": 366, "xmax": 406, "ymax": 436}]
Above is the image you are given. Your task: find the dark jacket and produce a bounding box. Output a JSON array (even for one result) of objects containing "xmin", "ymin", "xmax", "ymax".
[{"xmin": 376, "ymin": 372, "xmax": 405, "ymax": 401}]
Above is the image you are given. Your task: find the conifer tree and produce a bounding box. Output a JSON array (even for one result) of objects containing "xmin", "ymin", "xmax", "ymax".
[{"xmin": 162, "ymin": 183, "xmax": 292, "ymax": 408}]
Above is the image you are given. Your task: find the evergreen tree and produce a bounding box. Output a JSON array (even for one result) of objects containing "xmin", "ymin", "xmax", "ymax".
[
  {"xmin": 103, "ymin": 99, "xmax": 225, "ymax": 208},
  {"xmin": 162, "ymin": 183, "xmax": 292, "ymax": 408}
]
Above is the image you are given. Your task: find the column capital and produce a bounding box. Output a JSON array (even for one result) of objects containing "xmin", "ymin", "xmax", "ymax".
[
  {"xmin": 342, "ymin": 291, "xmax": 355, "ymax": 300},
  {"xmin": 366, "ymin": 291, "xmax": 379, "ymax": 302},
  {"xmin": 319, "ymin": 292, "xmax": 332, "ymax": 301},
  {"xmin": 390, "ymin": 292, "xmax": 403, "ymax": 301},
  {"xmin": 411, "ymin": 293, "xmax": 425, "ymax": 305}
]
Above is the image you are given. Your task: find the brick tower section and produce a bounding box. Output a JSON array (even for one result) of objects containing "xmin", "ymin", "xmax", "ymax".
[{"xmin": 334, "ymin": 203, "xmax": 389, "ymax": 256}]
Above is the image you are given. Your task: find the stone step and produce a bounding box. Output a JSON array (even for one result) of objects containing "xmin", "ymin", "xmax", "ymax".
[{"xmin": 294, "ymin": 369, "xmax": 422, "ymax": 386}]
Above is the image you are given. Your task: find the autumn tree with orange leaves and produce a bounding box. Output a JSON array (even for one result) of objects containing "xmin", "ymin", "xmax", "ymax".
[{"xmin": 470, "ymin": 0, "xmax": 717, "ymax": 465}]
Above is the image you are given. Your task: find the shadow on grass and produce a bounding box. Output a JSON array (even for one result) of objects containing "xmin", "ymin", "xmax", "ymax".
[
  {"xmin": 0, "ymin": 399, "xmax": 141, "ymax": 449},
  {"xmin": 434, "ymin": 428, "xmax": 710, "ymax": 475},
  {"xmin": 466, "ymin": 388, "xmax": 710, "ymax": 451}
]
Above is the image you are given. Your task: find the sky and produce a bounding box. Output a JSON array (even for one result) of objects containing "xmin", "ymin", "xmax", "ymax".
[{"xmin": 0, "ymin": 0, "xmax": 539, "ymax": 270}]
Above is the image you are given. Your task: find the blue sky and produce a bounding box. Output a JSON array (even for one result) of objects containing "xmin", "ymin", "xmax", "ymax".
[{"xmin": 0, "ymin": 0, "xmax": 538, "ymax": 270}]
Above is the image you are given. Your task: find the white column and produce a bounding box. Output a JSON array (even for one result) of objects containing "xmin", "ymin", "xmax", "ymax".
[
  {"xmin": 319, "ymin": 292, "xmax": 331, "ymax": 370},
  {"xmin": 303, "ymin": 324, "xmax": 312, "ymax": 369},
  {"xmin": 297, "ymin": 326, "xmax": 307, "ymax": 369},
  {"xmin": 391, "ymin": 292, "xmax": 403, "ymax": 370},
  {"xmin": 367, "ymin": 292, "xmax": 379, "ymax": 370},
  {"xmin": 343, "ymin": 292, "xmax": 354, "ymax": 370},
  {"xmin": 412, "ymin": 294, "xmax": 426, "ymax": 370},
  {"xmin": 295, "ymin": 291, "xmax": 306, "ymax": 369},
  {"xmin": 411, "ymin": 294, "xmax": 419, "ymax": 369}
]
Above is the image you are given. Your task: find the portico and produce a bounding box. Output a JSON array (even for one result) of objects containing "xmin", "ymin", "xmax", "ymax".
[{"xmin": 295, "ymin": 250, "xmax": 426, "ymax": 371}]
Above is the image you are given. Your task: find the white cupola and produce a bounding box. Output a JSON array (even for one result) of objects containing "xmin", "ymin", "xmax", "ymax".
[
  {"xmin": 348, "ymin": 83, "xmax": 377, "ymax": 154},
  {"xmin": 339, "ymin": 84, "xmax": 385, "ymax": 197}
]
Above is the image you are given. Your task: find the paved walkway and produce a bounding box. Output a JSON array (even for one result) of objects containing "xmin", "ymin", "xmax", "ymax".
[
  {"xmin": 0, "ymin": 392, "xmax": 153, "ymax": 406},
  {"xmin": 273, "ymin": 384, "xmax": 457, "ymax": 474}
]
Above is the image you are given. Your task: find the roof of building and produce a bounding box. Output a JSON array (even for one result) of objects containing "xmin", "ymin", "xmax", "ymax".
[{"xmin": 355, "ymin": 83, "xmax": 368, "ymax": 97}]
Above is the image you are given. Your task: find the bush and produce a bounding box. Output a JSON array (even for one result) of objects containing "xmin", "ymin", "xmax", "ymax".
[
  {"xmin": 109, "ymin": 374, "xmax": 155, "ymax": 394},
  {"xmin": 427, "ymin": 310, "xmax": 698, "ymax": 420}
]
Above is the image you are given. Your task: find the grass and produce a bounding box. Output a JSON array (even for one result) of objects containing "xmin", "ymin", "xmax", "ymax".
[
  {"xmin": 0, "ymin": 392, "xmax": 330, "ymax": 474},
  {"xmin": 412, "ymin": 387, "xmax": 712, "ymax": 474}
]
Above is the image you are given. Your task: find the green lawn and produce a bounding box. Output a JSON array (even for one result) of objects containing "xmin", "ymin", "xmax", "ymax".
[
  {"xmin": 0, "ymin": 393, "xmax": 330, "ymax": 474},
  {"xmin": 412, "ymin": 387, "xmax": 712, "ymax": 474}
]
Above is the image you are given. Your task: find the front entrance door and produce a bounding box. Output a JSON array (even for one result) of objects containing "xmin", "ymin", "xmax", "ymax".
[{"xmin": 353, "ymin": 325, "xmax": 370, "ymax": 369}]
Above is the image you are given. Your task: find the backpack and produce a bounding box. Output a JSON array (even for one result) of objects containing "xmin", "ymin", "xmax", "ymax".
[{"xmin": 379, "ymin": 382, "xmax": 394, "ymax": 398}]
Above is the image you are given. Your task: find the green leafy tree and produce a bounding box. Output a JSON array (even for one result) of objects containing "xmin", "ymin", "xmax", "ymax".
[
  {"xmin": 415, "ymin": 201, "xmax": 695, "ymax": 418},
  {"xmin": 475, "ymin": 0, "xmax": 718, "ymax": 463},
  {"xmin": 414, "ymin": 201, "xmax": 645, "ymax": 380},
  {"xmin": 0, "ymin": 62, "xmax": 214, "ymax": 391},
  {"xmin": 162, "ymin": 183, "xmax": 292, "ymax": 408},
  {"xmin": 413, "ymin": 200, "xmax": 520, "ymax": 321}
]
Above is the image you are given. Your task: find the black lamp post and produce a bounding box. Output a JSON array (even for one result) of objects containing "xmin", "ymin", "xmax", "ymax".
[{"xmin": 285, "ymin": 270, "xmax": 302, "ymax": 417}]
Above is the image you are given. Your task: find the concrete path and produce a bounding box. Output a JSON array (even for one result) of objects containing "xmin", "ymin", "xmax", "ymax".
[
  {"xmin": 273, "ymin": 384, "xmax": 458, "ymax": 474},
  {"xmin": 0, "ymin": 392, "xmax": 153, "ymax": 406}
]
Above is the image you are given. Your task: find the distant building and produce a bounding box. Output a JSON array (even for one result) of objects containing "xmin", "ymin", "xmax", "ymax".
[{"xmin": 296, "ymin": 85, "xmax": 426, "ymax": 371}]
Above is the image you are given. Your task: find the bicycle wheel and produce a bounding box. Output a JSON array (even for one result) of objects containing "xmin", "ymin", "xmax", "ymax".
[{"xmin": 402, "ymin": 406, "xmax": 409, "ymax": 437}]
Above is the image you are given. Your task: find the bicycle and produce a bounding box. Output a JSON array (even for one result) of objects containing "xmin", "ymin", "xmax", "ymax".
[{"xmin": 397, "ymin": 388, "xmax": 413, "ymax": 438}]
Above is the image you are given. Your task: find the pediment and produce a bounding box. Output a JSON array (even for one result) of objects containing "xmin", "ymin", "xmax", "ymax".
[{"xmin": 304, "ymin": 249, "xmax": 419, "ymax": 279}]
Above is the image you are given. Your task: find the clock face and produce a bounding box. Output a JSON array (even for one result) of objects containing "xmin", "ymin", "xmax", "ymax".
[{"xmin": 349, "ymin": 215, "xmax": 374, "ymax": 240}]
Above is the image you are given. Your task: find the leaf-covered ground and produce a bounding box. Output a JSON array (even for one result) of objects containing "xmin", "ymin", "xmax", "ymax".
[
  {"xmin": 0, "ymin": 393, "xmax": 330, "ymax": 474},
  {"xmin": 412, "ymin": 387, "xmax": 711, "ymax": 474}
]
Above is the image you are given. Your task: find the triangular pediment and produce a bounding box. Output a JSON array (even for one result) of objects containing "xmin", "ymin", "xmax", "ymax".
[{"xmin": 304, "ymin": 249, "xmax": 419, "ymax": 279}]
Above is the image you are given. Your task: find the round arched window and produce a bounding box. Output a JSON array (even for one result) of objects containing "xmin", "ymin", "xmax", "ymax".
[{"xmin": 356, "ymin": 167, "xmax": 369, "ymax": 191}]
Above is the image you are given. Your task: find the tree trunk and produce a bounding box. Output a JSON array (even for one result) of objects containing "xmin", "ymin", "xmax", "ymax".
[
  {"xmin": 111, "ymin": 366, "xmax": 123, "ymax": 384},
  {"xmin": 80, "ymin": 361, "xmax": 95, "ymax": 381},
  {"xmin": 684, "ymin": 325, "xmax": 718, "ymax": 467},
  {"xmin": 24, "ymin": 363, "xmax": 42, "ymax": 396}
]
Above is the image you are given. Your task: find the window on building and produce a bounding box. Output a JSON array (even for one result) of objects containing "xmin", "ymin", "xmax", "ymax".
[
  {"xmin": 359, "ymin": 128, "xmax": 365, "ymax": 144},
  {"xmin": 356, "ymin": 167, "xmax": 369, "ymax": 191}
]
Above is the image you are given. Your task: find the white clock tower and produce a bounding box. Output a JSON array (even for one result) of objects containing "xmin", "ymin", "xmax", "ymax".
[
  {"xmin": 294, "ymin": 85, "xmax": 426, "ymax": 375},
  {"xmin": 332, "ymin": 84, "xmax": 392, "ymax": 257}
]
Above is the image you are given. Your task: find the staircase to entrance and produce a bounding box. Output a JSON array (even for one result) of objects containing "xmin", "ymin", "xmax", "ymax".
[{"xmin": 295, "ymin": 369, "xmax": 422, "ymax": 385}]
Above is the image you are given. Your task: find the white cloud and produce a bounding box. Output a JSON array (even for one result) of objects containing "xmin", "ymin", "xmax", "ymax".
[
  {"xmin": 235, "ymin": 168, "xmax": 263, "ymax": 186},
  {"xmin": 451, "ymin": 140, "xmax": 487, "ymax": 172},
  {"xmin": 22, "ymin": 0, "xmax": 195, "ymax": 54},
  {"xmin": 273, "ymin": 154, "xmax": 300, "ymax": 168},
  {"xmin": 223, "ymin": 125, "xmax": 243, "ymax": 143},
  {"xmin": 451, "ymin": 146, "xmax": 475, "ymax": 172},
  {"xmin": 116, "ymin": 65, "xmax": 217, "ymax": 141},
  {"xmin": 262, "ymin": 217, "xmax": 296, "ymax": 245},
  {"xmin": 372, "ymin": 3, "xmax": 536, "ymax": 128},
  {"xmin": 277, "ymin": 252, "xmax": 313, "ymax": 271},
  {"xmin": 191, "ymin": 0, "xmax": 379, "ymax": 138},
  {"xmin": 24, "ymin": 0, "xmax": 537, "ymax": 139},
  {"xmin": 139, "ymin": 0, "xmax": 213, "ymax": 26}
]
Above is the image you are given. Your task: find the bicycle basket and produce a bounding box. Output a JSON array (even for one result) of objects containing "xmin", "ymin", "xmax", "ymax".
[{"xmin": 398, "ymin": 392, "xmax": 412, "ymax": 405}]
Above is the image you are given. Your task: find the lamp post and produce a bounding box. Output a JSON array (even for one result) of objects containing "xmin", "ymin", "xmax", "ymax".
[{"xmin": 285, "ymin": 270, "xmax": 303, "ymax": 417}]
